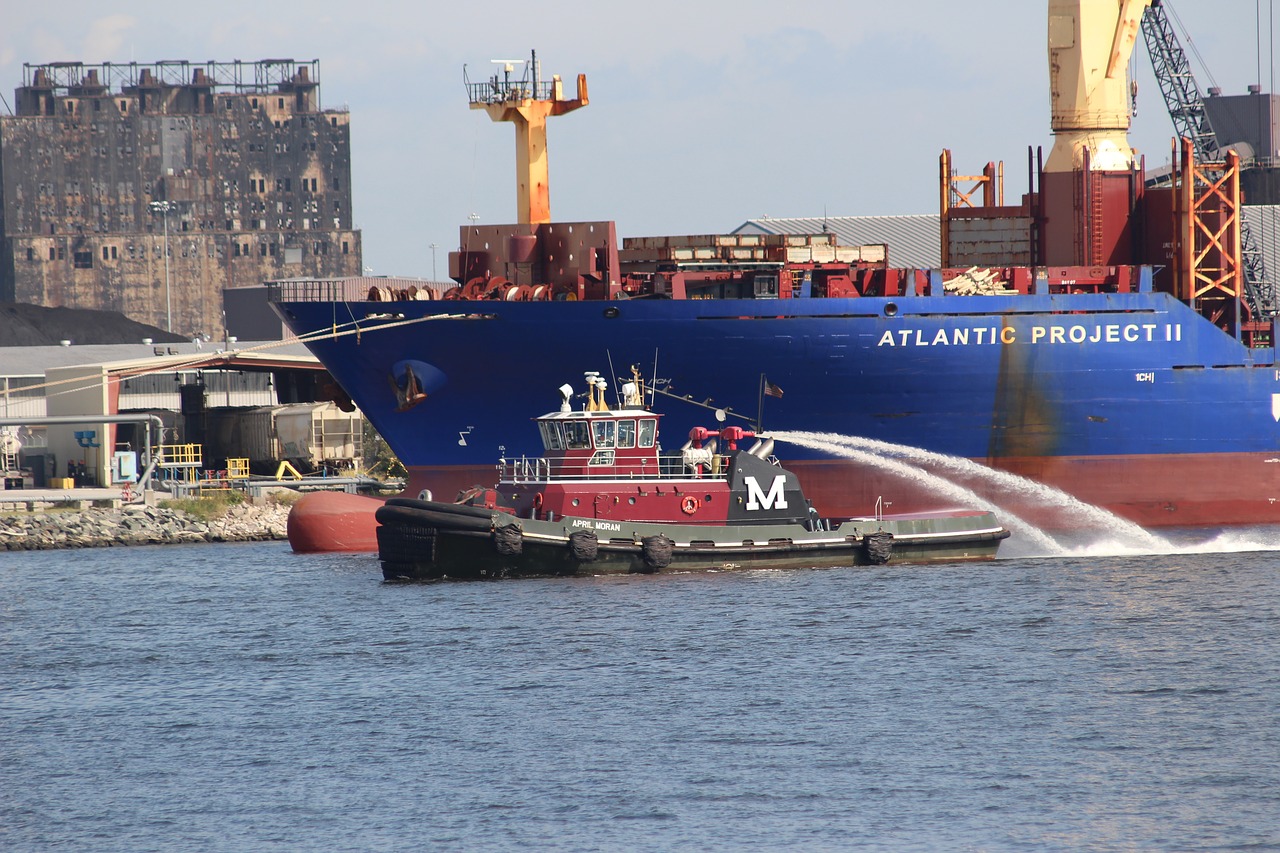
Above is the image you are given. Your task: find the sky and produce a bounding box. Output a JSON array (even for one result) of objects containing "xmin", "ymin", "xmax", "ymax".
[{"xmin": 3, "ymin": 1, "xmax": 1278, "ymax": 280}]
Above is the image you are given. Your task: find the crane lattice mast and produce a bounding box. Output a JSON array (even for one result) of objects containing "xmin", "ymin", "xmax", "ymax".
[{"xmin": 1141, "ymin": 0, "xmax": 1275, "ymax": 314}]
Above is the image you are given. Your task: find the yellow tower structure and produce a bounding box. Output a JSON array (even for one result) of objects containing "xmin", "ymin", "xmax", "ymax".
[
  {"xmin": 1045, "ymin": 0, "xmax": 1152, "ymax": 173},
  {"xmin": 466, "ymin": 51, "xmax": 589, "ymax": 225}
]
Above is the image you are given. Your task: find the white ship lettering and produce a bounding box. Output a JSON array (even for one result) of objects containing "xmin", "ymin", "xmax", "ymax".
[
  {"xmin": 571, "ymin": 518, "xmax": 623, "ymax": 532},
  {"xmin": 877, "ymin": 323, "xmax": 1183, "ymax": 348}
]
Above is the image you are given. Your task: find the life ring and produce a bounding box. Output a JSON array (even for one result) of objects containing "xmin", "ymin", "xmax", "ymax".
[
  {"xmin": 533, "ymin": 492, "xmax": 544, "ymax": 510},
  {"xmin": 681, "ymin": 496, "xmax": 700, "ymax": 515}
]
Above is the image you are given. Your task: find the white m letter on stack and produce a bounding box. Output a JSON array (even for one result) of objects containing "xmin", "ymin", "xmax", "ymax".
[{"xmin": 744, "ymin": 475, "xmax": 788, "ymax": 511}]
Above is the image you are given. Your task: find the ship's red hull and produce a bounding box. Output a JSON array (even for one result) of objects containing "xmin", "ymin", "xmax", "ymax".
[
  {"xmin": 290, "ymin": 451, "xmax": 1280, "ymax": 553},
  {"xmin": 404, "ymin": 452, "xmax": 1280, "ymax": 530},
  {"xmin": 286, "ymin": 491, "xmax": 386, "ymax": 553},
  {"xmin": 786, "ymin": 454, "xmax": 1280, "ymax": 529}
]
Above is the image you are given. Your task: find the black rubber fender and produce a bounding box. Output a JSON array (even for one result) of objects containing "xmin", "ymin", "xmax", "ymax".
[
  {"xmin": 376, "ymin": 503, "xmax": 493, "ymax": 533},
  {"xmin": 864, "ymin": 531, "xmax": 894, "ymax": 565},
  {"xmin": 641, "ymin": 533, "xmax": 674, "ymax": 570},
  {"xmin": 493, "ymin": 523, "xmax": 523, "ymax": 556},
  {"xmin": 384, "ymin": 497, "xmax": 497, "ymax": 520},
  {"xmin": 568, "ymin": 529, "xmax": 599, "ymax": 562}
]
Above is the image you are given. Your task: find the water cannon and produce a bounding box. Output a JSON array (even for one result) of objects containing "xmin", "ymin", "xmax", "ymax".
[
  {"xmin": 719, "ymin": 425, "xmax": 755, "ymax": 450},
  {"xmin": 688, "ymin": 425, "xmax": 757, "ymax": 451}
]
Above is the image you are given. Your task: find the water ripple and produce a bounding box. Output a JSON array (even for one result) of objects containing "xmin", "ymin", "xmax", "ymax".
[{"xmin": 2, "ymin": 541, "xmax": 1278, "ymax": 851}]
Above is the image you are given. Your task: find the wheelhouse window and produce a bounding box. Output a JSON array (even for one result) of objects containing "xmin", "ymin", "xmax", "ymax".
[
  {"xmin": 638, "ymin": 418, "xmax": 657, "ymax": 448},
  {"xmin": 589, "ymin": 450, "xmax": 615, "ymax": 466},
  {"xmin": 617, "ymin": 419, "xmax": 636, "ymax": 448},
  {"xmin": 592, "ymin": 419, "xmax": 616, "ymax": 449},
  {"xmin": 563, "ymin": 420, "xmax": 591, "ymax": 449},
  {"xmin": 538, "ymin": 421, "xmax": 563, "ymax": 450}
]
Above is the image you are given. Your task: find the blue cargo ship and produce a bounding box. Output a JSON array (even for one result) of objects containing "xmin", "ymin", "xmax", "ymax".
[
  {"xmin": 272, "ymin": 261, "xmax": 1280, "ymax": 529},
  {"xmin": 271, "ymin": 5, "xmax": 1280, "ymax": 542}
]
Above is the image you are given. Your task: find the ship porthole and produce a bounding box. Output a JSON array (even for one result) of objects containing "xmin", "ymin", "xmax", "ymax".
[
  {"xmin": 884, "ymin": 302, "xmax": 899, "ymax": 317},
  {"xmin": 603, "ymin": 306, "xmax": 621, "ymax": 319},
  {"xmin": 418, "ymin": 489, "xmax": 433, "ymax": 501}
]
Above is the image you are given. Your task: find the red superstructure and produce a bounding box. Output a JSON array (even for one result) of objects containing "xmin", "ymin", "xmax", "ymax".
[{"xmin": 459, "ymin": 371, "xmax": 773, "ymax": 527}]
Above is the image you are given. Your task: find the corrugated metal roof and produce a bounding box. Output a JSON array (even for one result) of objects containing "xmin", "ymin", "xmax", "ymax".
[
  {"xmin": 0, "ymin": 341, "xmax": 316, "ymax": 379},
  {"xmin": 733, "ymin": 214, "xmax": 941, "ymax": 269},
  {"xmin": 738, "ymin": 208, "xmax": 1280, "ymax": 291},
  {"xmin": 1243, "ymin": 206, "xmax": 1280, "ymax": 301}
]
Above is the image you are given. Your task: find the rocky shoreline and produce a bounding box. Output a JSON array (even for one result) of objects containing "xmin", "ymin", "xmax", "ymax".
[{"xmin": 0, "ymin": 502, "xmax": 290, "ymax": 551}]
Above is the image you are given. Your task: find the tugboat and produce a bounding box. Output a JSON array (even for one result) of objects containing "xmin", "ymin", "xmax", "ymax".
[{"xmin": 375, "ymin": 370, "xmax": 1011, "ymax": 581}]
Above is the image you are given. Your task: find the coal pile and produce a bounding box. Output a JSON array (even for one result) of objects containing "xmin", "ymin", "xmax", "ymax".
[{"xmin": 0, "ymin": 303, "xmax": 187, "ymax": 347}]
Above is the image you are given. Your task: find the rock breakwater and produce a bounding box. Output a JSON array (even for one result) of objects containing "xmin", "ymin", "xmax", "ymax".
[{"xmin": 0, "ymin": 502, "xmax": 291, "ymax": 551}]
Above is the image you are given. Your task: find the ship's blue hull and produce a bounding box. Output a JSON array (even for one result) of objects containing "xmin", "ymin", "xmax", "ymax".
[{"xmin": 274, "ymin": 289, "xmax": 1280, "ymax": 527}]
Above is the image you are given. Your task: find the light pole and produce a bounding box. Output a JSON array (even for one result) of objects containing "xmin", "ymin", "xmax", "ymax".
[
  {"xmin": 463, "ymin": 213, "xmax": 480, "ymax": 259},
  {"xmin": 429, "ymin": 243, "xmax": 439, "ymax": 281},
  {"xmin": 147, "ymin": 200, "xmax": 173, "ymax": 332}
]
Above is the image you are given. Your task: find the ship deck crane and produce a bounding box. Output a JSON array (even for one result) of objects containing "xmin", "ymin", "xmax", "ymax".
[
  {"xmin": 1046, "ymin": 0, "xmax": 1150, "ymax": 173},
  {"xmin": 1140, "ymin": 0, "xmax": 1276, "ymax": 314}
]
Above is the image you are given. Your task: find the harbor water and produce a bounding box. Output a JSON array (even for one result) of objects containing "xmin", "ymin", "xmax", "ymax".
[{"xmin": 3, "ymin": 538, "xmax": 1279, "ymax": 851}]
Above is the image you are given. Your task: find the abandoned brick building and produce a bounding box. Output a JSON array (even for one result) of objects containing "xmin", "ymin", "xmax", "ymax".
[{"xmin": 0, "ymin": 59, "xmax": 362, "ymax": 339}]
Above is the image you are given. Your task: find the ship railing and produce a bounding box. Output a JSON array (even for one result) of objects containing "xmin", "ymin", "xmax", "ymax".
[
  {"xmin": 465, "ymin": 79, "xmax": 553, "ymax": 105},
  {"xmin": 267, "ymin": 279, "xmax": 343, "ymax": 303},
  {"xmin": 267, "ymin": 277, "xmax": 446, "ymax": 303},
  {"xmin": 497, "ymin": 456, "xmax": 552, "ymax": 483},
  {"xmin": 497, "ymin": 455, "xmax": 730, "ymax": 483},
  {"xmin": 266, "ymin": 278, "xmax": 377, "ymax": 303}
]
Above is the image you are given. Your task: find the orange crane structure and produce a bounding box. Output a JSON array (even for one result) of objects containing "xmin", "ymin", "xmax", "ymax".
[{"xmin": 465, "ymin": 50, "xmax": 589, "ymax": 225}]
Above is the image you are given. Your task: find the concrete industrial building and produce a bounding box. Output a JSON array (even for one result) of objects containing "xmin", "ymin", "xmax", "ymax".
[
  {"xmin": 0, "ymin": 59, "xmax": 362, "ymax": 339},
  {"xmin": 0, "ymin": 339, "xmax": 364, "ymax": 491}
]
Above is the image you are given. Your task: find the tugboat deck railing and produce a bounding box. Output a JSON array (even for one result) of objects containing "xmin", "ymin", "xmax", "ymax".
[{"xmin": 497, "ymin": 455, "xmax": 729, "ymax": 484}]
